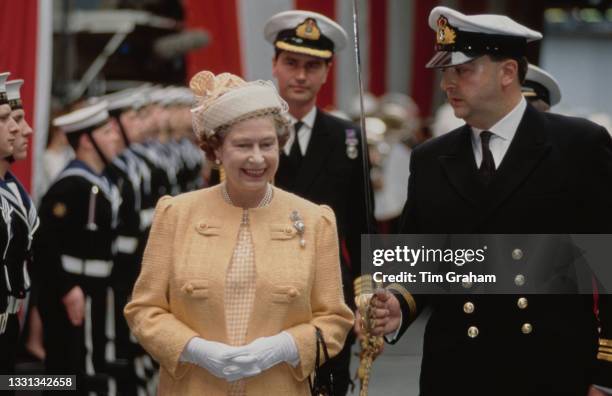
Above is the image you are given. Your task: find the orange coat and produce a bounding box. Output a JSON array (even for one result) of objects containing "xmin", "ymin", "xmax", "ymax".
[{"xmin": 124, "ymin": 185, "xmax": 354, "ymax": 395}]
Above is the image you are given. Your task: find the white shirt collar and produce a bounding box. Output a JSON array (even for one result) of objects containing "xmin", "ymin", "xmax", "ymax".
[
  {"xmin": 471, "ymin": 97, "xmax": 527, "ymax": 141},
  {"xmin": 287, "ymin": 106, "xmax": 317, "ymax": 129}
]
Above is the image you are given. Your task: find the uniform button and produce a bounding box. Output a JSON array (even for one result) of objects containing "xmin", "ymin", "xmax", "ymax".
[
  {"xmin": 463, "ymin": 302, "xmax": 475, "ymax": 314},
  {"xmin": 288, "ymin": 288, "xmax": 298, "ymax": 298},
  {"xmin": 521, "ymin": 323, "xmax": 533, "ymax": 334},
  {"xmin": 462, "ymin": 280, "xmax": 473, "ymax": 289},
  {"xmin": 512, "ymin": 248, "xmax": 523, "ymax": 260},
  {"xmin": 185, "ymin": 284, "xmax": 194, "ymax": 293},
  {"xmin": 285, "ymin": 227, "xmax": 293, "ymax": 234},
  {"xmin": 198, "ymin": 222, "xmax": 207, "ymax": 230},
  {"xmin": 517, "ymin": 297, "xmax": 528, "ymax": 309},
  {"xmin": 514, "ymin": 274, "xmax": 526, "ymax": 287},
  {"xmin": 467, "ymin": 326, "xmax": 479, "ymax": 338}
]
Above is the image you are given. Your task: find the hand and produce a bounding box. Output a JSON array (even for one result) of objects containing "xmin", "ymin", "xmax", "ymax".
[
  {"xmin": 228, "ymin": 332, "xmax": 299, "ymax": 375},
  {"xmin": 354, "ymin": 289, "xmax": 402, "ymax": 338},
  {"xmin": 588, "ymin": 385, "xmax": 612, "ymax": 396},
  {"xmin": 182, "ymin": 338, "xmax": 260, "ymax": 382},
  {"xmin": 62, "ymin": 286, "xmax": 85, "ymax": 326}
]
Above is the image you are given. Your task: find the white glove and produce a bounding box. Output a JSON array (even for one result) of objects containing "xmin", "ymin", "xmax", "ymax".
[
  {"xmin": 180, "ymin": 337, "xmax": 260, "ymax": 382},
  {"xmin": 229, "ymin": 331, "xmax": 300, "ymax": 373}
]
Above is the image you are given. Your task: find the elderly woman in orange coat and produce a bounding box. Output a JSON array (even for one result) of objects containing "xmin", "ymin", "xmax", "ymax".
[{"xmin": 124, "ymin": 71, "xmax": 354, "ymax": 395}]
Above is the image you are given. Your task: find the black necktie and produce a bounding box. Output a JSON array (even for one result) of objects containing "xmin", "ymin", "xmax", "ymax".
[
  {"xmin": 479, "ymin": 130, "xmax": 495, "ymax": 184},
  {"xmin": 289, "ymin": 121, "xmax": 304, "ymax": 168}
]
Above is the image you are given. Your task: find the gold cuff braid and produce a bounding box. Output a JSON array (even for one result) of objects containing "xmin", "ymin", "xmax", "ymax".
[
  {"xmin": 600, "ymin": 338, "xmax": 612, "ymax": 348},
  {"xmin": 386, "ymin": 283, "xmax": 417, "ymax": 323},
  {"xmin": 597, "ymin": 352, "xmax": 612, "ymax": 363}
]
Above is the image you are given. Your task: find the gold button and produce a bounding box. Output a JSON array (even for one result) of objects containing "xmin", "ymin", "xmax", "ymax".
[
  {"xmin": 517, "ymin": 297, "xmax": 528, "ymax": 309},
  {"xmin": 512, "ymin": 248, "xmax": 523, "ymax": 260},
  {"xmin": 521, "ymin": 323, "xmax": 533, "ymax": 334},
  {"xmin": 288, "ymin": 288, "xmax": 298, "ymax": 298},
  {"xmin": 462, "ymin": 280, "xmax": 473, "ymax": 289},
  {"xmin": 514, "ymin": 274, "xmax": 526, "ymax": 287},
  {"xmin": 463, "ymin": 302, "xmax": 475, "ymax": 314},
  {"xmin": 467, "ymin": 326, "xmax": 479, "ymax": 338}
]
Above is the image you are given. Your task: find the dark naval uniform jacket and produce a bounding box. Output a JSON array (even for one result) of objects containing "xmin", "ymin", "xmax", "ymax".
[
  {"xmin": 275, "ymin": 109, "xmax": 373, "ymax": 306},
  {"xmin": 394, "ymin": 104, "xmax": 612, "ymax": 396},
  {"xmin": 0, "ymin": 172, "xmax": 38, "ymax": 372},
  {"xmin": 35, "ymin": 160, "xmax": 120, "ymax": 390},
  {"xmin": 107, "ymin": 151, "xmax": 143, "ymax": 289}
]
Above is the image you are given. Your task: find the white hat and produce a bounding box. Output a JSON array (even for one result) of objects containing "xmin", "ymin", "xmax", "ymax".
[
  {"xmin": 426, "ymin": 6, "xmax": 542, "ymax": 68},
  {"xmin": 5, "ymin": 79, "xmax": 24, "ymax": 109},
  {"xmin": 131, "ymin": 84, "xmax": 155, "ymax": 110},
  {"xmin": 523, "ymin": 64, "xmax": 561, "ymax": 107},
  {"xmin": 264, "ymin": 10, "xmax": 347, "ymax": 59},
  {"xmin": 0, "ymin": 72, "xmax": 10, "ymax": 105},
  {"xmin": 109, "ymin": 92, "xmax": 140, "ymax": 112},
  {"xmin": 190, "ymin": 71, "xmax": 288, "ymax": 139},
  {"xmin": 53, "ymin": 101, "xmax": 110, "ymax": 134}
]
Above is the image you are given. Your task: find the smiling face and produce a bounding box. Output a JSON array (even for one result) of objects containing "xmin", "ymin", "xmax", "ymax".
[
  {"xmin": 10, "ymin": 108, "xmax": 33, "ymax": 161},
  {"xmin": 0, "ymin": 104, "xmax": 18, "ymax": 157},
  {"xmin": 214, "ymin": 116, "xmax": 279, "ymax": 203}
]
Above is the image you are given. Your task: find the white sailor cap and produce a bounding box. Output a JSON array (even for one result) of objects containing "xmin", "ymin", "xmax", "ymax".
[
  {"xmin": 106, "ymin": 90, "xmax": 141, "ymax": 113},
  {"xmin": 0, "ymin": 72, "xmax": 10, "ymax": 105},
  {"xmin": 53, "ymin": 101, "xmax": 110, "ymax": 134},
  {"xmin": 6, "ymin": 80, "xmax": 24, "ymax": 110},
  {"xmin": 426, "ymin": 6, "xmax": 542, "ymax": 68},
  {"xmin": 130, "ymin": 84, "xmax": 154, "ymax": 110},
  {"xmin": 522, "ymin": 64, "xmax": 561, "ymax": 107},
  {"xmin": 264, "ymin": 10, "xmax": 348, "ymax": 59}
]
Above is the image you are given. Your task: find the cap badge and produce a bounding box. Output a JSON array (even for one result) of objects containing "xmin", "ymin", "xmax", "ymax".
[
  {"xmin": 436, "ymin": 16, "xmax": 456, "ymax": 45},
  {"xmin": 296, "ymin": 18, "xmax": 321, "ymax": 41}
]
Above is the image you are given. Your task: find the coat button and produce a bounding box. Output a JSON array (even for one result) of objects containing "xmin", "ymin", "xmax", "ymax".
[
  {"xmin": 198, "ymin": 222, "xmax": 207, "ymax": 230},
  {"xmin": 517, "ymin": 297, "xmax": 528, "ymax": 309},
  {"xmin": 185, "ymin": 284, "xmax": 194, "ymax": 293},
  {"xmin": 467, "ymin": 326, "xmax": 479, "ymax": 338},
  {"xmin": 285, "ymin": 227, "xmax": 293, "ymax": 234},
  {"xmin": 463, "ymin": 302, "xmax": 475, "ymax": 314},
  {"xmin": 288, "ymin": 288, "xmax": 298, "ymax": 298},
  {"xmin": 512, "ymin": 248, "xmax": 523, "ymax": 260},
  {"xmin": 514, "ymin": 274, "xmax": 526, "ymax": 287},
  {"xmin": 521, "ymin": 323, "xmax": 533, "ymax": 334}
]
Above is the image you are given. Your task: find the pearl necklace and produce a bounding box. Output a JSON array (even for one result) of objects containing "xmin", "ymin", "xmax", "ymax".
[{"xmin": 221, "ymin": 182, "xmax": 273, "ymax": 208}]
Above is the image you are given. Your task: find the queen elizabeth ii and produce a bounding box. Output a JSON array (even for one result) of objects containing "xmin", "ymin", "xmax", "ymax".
[{"xmin": 124, "ymin": 71, "xmax": 353, "ymax": 395}]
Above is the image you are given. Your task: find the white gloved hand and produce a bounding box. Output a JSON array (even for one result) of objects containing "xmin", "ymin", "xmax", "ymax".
[
  {"xmin": 229, "ymin": 331, "xmax": 300, "ymax": 374},
  {"xmin": 180, "ymin": 337, "xmax": 260, "ymax": 382}
]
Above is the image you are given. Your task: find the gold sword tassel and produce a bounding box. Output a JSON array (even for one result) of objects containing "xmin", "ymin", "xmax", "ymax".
[{"xmin": 354, "ymin": 275, "xmax": 384, "ymax": 395}]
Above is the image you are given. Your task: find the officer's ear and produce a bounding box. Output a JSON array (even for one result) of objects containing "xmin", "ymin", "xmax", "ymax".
[
  {"xmin": 272, "ymin": 55, "xmax": 280, "ymax": 79},
  {"xmin": 499, "ymin": 58, "xmax": 519, "ymax": 89},
  {"xmin": 322, "ymin": 60, "xmax": 332, "ymax": 82}
]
